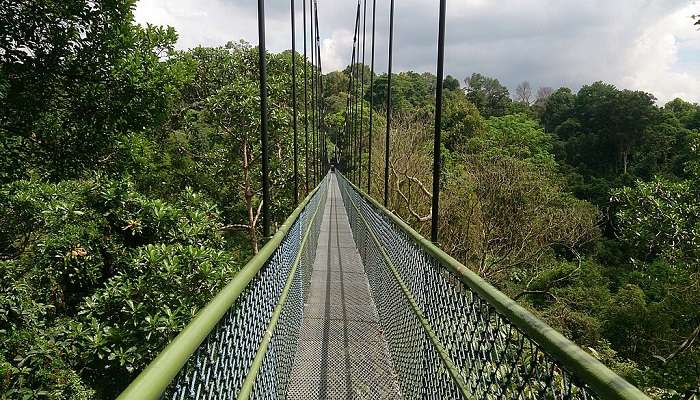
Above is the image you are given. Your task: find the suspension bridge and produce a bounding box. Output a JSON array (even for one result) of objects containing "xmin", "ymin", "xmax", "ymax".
[{"xmin": 117, "ymin": 0, "xmax": 651, "ymax": 399}]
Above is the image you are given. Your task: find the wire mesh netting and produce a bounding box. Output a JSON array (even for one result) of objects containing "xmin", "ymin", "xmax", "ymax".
[
  {"xmin": 164, "ymin": 177, "xmax": 328, "ymax": 400},
  {"xmin": 337, "ymin": 174, "xmax": 598, "ymax": 400}
]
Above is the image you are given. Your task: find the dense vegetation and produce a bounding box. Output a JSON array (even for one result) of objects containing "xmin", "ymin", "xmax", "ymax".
[
  {"xmin": 1, "ymin": 1, "xmax": 317, "ymax": 398},
  {"xmin": 331, "ymin": 67, "xmax": 699, "ymax": 398},
  {"xmin": 2, "ymin": 1, "xmax": 698, "ymax": 399}
]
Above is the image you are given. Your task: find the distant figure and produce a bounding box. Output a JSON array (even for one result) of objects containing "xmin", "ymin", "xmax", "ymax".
[{"xmin": 330, "ymin": 164, "xmax": 335, "ymax": 173}]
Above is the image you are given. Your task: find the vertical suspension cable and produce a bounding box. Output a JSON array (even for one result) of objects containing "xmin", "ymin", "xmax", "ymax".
[
  {"xmin": 358, "ymin": 0, "xmax": 367, "ymax": 188},
  {"xmin": 431, "ymin": 0, "xmax": 447, "ymax": 242},
  {"xmin": 343, "ymin": 69, "xmax": 353, "ymax": 172},
  {"xmin": 314, "ymin": 2, "xmax": 319, "ymax": 183},
  {"xmin": 348, "ymin": 58, "xmax": 353, "ymax": 177},
  {"xmin": 349, "ymin": 5, "xmax": 360, "ymax": 183},
  {"xmin": 257, "ymin": 0, "xmax": 270, "ymax": 237},
  {"xmin": 315, "ymin": 6, "xmax": 322, "ymax": 180},
  {"xmin": 352, "ymin": 55, "xmax": 356, "ymax": 183},
  {"xmin": 352, "ymin": 2, "xmax": 361, "ymax": 184},
  {"xmin": 311, "ymin": 7, "xmax": 319, "ymax": 182},
  {"xmin": 316, "ymin": 31, "xmax": 323, "ymax": 178},
  {"xmin": 291, "ymin": 0, "xmax": 298, "ymax": 204},
  {"xmin": 384, "ymin": 0, "xmax": 395, "ymax": 207},
  {"xmin": 354, "ymin": 42, "xmax": 360, "ymax": 184},
  {"xmin": 317, "ymin": 5, "xmax": 322, "ymax": 180},
  {"xmin": 343, "ymin": 5, "xmax": 360, "ymax": 175},
  {"xmin": 367, "ymin": 0, "xmax": 376, "ymax": 194},
  {"xmin": 310, "ymin": 0, "xmax": 317, "ymax": 186},
  {"xmin": 302, "ymin": 0, "xmax": 309, "ymax": 193},
  {"xmin": 342, "ymin": 89, "xmax": 349, "ymax": 170}
]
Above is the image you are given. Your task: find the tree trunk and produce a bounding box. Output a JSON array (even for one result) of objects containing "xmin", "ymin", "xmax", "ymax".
[{"xmin": 242, "ymin": 138, "xmax": 259, "ymax": 253}]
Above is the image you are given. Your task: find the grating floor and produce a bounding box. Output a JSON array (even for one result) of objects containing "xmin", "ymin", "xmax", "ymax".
[{"xmin": 287, "ymin": 174, "xmax": 402, "ymax": 400}]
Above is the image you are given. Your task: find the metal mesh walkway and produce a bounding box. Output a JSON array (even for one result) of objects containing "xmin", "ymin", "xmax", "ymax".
[{"xmin": 288, "ymin": 174, "xmax": 402, "ymax": 399}]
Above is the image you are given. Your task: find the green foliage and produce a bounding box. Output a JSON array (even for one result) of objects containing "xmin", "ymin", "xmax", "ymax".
[
  {"xmin": 463, "ymin": 73, "xmax": 512, "ymax": 117},
  {"xmin": 1, "ymin": 1, "xmax": 192, "ymax": 182},
  {"xmin": 441, "ymin": 156, "xmax": 598, "ymax": 281},
  {"xmin": 353, "ymin": 66, "xmax": 699, "ymax": 397},
  {"xmin": 441, "ymin": 90, "xmax": 485, "ymax": 151},
  {"xmin": 0, "ymin": 176, "xmax": 238, "ymax": 398},
  {"xmin": 78, "ymin": 244, "xmax": 239, "ymax": 396},
  {"xmin": 442, "ymin": 75, "xmax": 461, "ymax": 91},
  {"xmin": 370, "ymin": 71, "xmax": 436, "ymax": 114},
  {"xmin": 468, "ymin": 114, "xmax": 556, "ymax": 168},
  {"xmin": 613, "ymin": 178, "xmax": 700, "ymax": 264},
  {"xmin": 0, "ymin": 261, "xmax": 95, "ymax": 400},
  {"xmin": 664, "ymin": 98, "xmax": 700, "ymax": 130},
  {"xmin": 541, "ymin": 87, "xmax": 576, "ymax": 133},
  {"xmin": 2, "ymin": 0, "xmax": 698, "ymax": 395}
]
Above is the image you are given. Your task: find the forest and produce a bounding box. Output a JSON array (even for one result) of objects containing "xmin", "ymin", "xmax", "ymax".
[{"xmin": 1, "ymin": 1, "xmax": 698, "ymax": 399}]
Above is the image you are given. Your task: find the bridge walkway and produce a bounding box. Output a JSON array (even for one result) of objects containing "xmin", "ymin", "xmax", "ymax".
[{"xmin": 287, "ymin": 174, "xmax": 402, "ymax": 399}]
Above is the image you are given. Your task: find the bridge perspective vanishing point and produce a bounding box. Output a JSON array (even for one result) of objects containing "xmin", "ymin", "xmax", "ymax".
[{"xmin": 118, "ymin": 172, "xmax": 650, "ymax": 400}]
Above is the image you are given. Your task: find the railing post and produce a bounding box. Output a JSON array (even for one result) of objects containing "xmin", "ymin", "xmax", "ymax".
[
  {"xmin": 431, "ymin": 0, "xmax": 446, "ymax": 243},
  {"xmin": 258, "ymin": 0, "xmax": 270, "ymax": 237}
]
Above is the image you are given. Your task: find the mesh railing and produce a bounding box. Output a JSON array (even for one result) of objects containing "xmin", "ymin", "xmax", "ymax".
[
  {"xmin": 337, "ymin": 173, "xmax": 649, "ymax": 400},
  {"xmin": 118, "ymin": 177, "xmax": 328, "ymax": 400}
]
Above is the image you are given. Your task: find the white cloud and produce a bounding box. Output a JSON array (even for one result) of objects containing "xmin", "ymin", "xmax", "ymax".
[
  {"xmin": 134, "ymin": 0, "xmax": 250, "ymax": 49},
  {"xmin": 133, "ymin": 0, "xmax": 299, "ymax": 51},
  {"xmin": 134, "ymin": 0, "xmax": 700, "ymax": 103},
  {"xmin": 621, "ymin": 4, "xmax": 700, "ymax": 104},
  {"xmin": 320, "ymin": 29, "xmax": 355, "ymax": 72}
]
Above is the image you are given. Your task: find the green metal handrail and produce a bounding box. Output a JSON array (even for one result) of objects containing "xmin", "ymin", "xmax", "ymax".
[
  {"xmin": 338, "ymin": 172, "xmax": 650, "ymax": 400},
  {"xmin": 118, "ymin": 181, "xmax": 325, "ymax": 400}
]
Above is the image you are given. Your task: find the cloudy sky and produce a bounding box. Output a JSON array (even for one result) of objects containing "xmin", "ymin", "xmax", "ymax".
[{"xmin": 135, "ymin": 0, "xmax": 700, "ymax": 104}]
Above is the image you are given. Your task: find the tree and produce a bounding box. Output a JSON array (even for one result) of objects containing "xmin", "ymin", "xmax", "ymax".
[
  {"xmin": 170, "ymin": 44, "xmax": 304, "ymax": 252},
  {"xmin": 664, "ymin": 98, "xmax": 700, "ymax": 130},
  {"xmin": 0, "ymin": 0, "xmax": 189, "ymax": 182},
  {"xmin": 536, "ymin": 86, "xmax": 554, "ymax": 103},
  {"xmin": 369, "ymin": 71, "xmax": 435, "ymax": 114},
  {"xmin": 611, "ymin": 174, "xmax": 700, "ymax": 393},
  {"xmin": 439, "ymin": 156, "xmax": 598, "ymax": 282},
  {"xmin": 515, "ymin": 81, "xmax": 533, "ymax": 105},
  {"xmin": 468, "ymin": 114, "xmax": 556, "ymax": 168},
  {"xmin": 463, "ymin": 73, "xmax": 511, "ymax": 117},
  {"xmin": 0, "ymin": 177, "xmax": 240, "ymax": 398},
  {"xmin": 611, "ymin": 89, "xmax": 658, "ymax": 174},
  {"xmin": 541, "ymin": 87, "xmax": 575, "ymax": 133},
  {"xmin": 613, "ymin": 177, "xmax": 700, "ymax": 265},
  {"xmin": 550, "ymin": 83, "xmax": 658, "ymax": 176},
  {"xmin": 443, "ymin": 75, "xmax": 460, "ymax": 91},
  {"xmin": 323, "ymin": 70, "xmax": 350, "ymax": 99},
  {"xmin": 441, "ymin": 90, "xmax": 485, "ymax": 151},
  {"xmin": 369, "ymin": 115, "xmax": 434, "ymax": 226}
]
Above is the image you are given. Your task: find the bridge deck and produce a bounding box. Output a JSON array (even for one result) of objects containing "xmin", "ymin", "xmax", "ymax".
[{"xmin": 288, "ymin": 175, "xmax": 402, "ymax": 399}]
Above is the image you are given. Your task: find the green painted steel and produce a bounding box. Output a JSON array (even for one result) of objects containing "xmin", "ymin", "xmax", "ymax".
[
  {"xmin": 117, "ymin": 182, "xmax": 325, "ymax": 400},
  {"xmin": 236, "ymin": 181, "xmax": 327, "ymax": 400},
  {"xmin": 337, "ymin": 172, "xmax": 649, "ymax": 400},
  {"xmin": 342, "ymin": 181, "xmax": 472, "ymax": 398}
]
